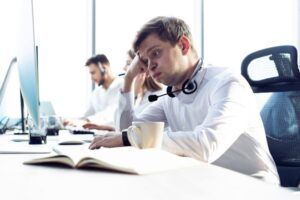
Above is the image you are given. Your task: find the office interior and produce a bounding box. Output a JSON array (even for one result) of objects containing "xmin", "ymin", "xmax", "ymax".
[
  {"xmin": 1, "ymin": 0, "xmax": 299, "ymax": 119},
  {"xmin": 0, "ymin": 0, "xmax": 300, "ymax": 199}
]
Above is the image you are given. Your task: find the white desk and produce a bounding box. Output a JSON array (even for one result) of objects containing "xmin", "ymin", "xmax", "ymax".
[{"xmin": 0, "ymin": 132, "xmax": 298, "ymax": 200}]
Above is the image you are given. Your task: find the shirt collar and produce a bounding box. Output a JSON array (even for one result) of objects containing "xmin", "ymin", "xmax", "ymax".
[{"xmin": 177, "ymin": 61, "xmax": 207, "ymax": 104}]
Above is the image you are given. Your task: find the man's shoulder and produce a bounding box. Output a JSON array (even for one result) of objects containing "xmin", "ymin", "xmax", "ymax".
[
  {"xmin": 205, "ymin": 65, "xmax": 244, "ymax": 83},
  {"xmin": 112, "ymin": 77, "xmax": 123, "ymax": 87},
  {"xmin": 205, "ymin": 64, "xmax": 234, "ymax": 75},
  {"xmin": 93, "ymin": 85, "xmax": 103, "ymax": 92},
  {"xmin": 106, "ymin": 77, "xmax": 123, "ymax": 92}
]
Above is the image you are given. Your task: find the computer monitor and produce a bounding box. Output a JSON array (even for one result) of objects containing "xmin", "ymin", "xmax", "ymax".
[{"xmin": 16, "ymin": 0, "xmax": 40, "ymax": 130}]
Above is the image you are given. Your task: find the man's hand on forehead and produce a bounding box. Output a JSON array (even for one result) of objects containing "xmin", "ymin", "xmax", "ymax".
[
  {"xmin": 130, "ymin": 52, "xmax": 146, "ymax": 72},
  {"xmin": 128, "ymin": 54, "xmax": 147, "ymax": 75},
  {"xmin": 136, "ymin": 51, "xmax": 148, "ymax": 67}
]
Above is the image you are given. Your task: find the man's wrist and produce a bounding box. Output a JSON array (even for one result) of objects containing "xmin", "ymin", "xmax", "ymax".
[{"xmin": 122, "ymin": 130, "xmax": 131, "ymax": 146}]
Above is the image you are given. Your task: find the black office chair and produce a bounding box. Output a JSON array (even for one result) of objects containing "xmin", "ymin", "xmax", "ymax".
[{"xmin": 241, "ymin": 45, "xmax": 300, "ymax": 187}]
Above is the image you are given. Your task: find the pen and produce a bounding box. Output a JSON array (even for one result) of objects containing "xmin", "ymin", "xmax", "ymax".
[{"xmin": 118, "ymin": 73, "xmax": 126, "ymax": 76}]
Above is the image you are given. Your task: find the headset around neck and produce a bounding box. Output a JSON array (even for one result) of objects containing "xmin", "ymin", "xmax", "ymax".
[{"xmin": 148, "ymin": 58, "xmax": 203, "ymax": 102}]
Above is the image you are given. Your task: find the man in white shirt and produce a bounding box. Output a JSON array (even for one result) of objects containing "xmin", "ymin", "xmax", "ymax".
[
  {"xmin": 89, "ymin": 17, "xmax": 279, "ymax": 184},
  {"xmin": 65, "ymin": 54, "xmax": 122, "ymax": 130}
]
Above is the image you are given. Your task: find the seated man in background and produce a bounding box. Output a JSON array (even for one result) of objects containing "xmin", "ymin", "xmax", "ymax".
[
  {"xmin": 64, "ymin": 54, "xmax": 122, "ymax": 131},
  {"xmin": 89, "ymin": 16, "xmax": 279, "ymax": 184}
]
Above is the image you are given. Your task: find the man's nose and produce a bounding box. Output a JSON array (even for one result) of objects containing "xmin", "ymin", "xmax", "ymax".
[{"xmin": 148, "ymin": 60, "xmax": 157, "ymax": 72}]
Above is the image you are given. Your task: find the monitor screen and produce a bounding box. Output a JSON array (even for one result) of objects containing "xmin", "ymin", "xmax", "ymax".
[{"xmin": 16, "ymin": 0, "xmax": 40, "ymax": 129}]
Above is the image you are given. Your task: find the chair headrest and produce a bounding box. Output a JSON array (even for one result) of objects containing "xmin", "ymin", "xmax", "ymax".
[
  {"xmin": 241, "ymin": 45, "xmax": 300, "ymax": 92},
  {"xmin": 241, "ymin": 45, "xmax": 299, "ymax": 92}
]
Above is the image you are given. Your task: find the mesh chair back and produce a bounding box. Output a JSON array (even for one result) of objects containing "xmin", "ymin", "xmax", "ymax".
[{"xmin": 241, "ymin": 45, "xmax": 300, "ymax": 187}]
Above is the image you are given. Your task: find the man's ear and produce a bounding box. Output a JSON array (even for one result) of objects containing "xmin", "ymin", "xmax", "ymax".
[{"xmin": 179, "ymin": 35, "xmax": 190, "ymax": 55}]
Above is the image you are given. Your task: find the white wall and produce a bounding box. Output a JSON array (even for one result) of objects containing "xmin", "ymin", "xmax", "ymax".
[{"xmin": 0, "ymin": 0, "xmax": 21, "ymax": 118}]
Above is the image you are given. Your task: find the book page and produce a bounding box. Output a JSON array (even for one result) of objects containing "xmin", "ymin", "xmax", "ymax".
[
  {"xmin": 24, "ymin": 145, "xmax": 91, "ymax": 167},
  {"xmin": 54, "ymin": 146, "xmax": 200, "ymax": 174},
  {"xmin": 52, "ymin": 144, "xmax": 92, "ymax": 165},
  {"xmin": 24, "ymin": 154, "xmax": 75, "ymax": 168}
]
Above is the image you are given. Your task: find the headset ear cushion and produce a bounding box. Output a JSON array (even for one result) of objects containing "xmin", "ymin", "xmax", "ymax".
[
  {"xmin": 99, "ymin": 66, "xmax": 106, "ymax": 76},
  {"xmin": 101, "ymin": 68, "xmax": 106, "ymax": 75},
  {"xmin": 166, "ymin": 86, "xmax": 176, "ymax": 98},
  {"xmin": 186, "ymin": 80, "xmax": 194, "ymax": 90},
  {"xmin": 182, "ymin": 79, "xmax": 197, "ymax": 95}
]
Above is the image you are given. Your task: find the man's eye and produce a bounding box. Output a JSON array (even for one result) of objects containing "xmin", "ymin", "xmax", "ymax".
[{"xmin": 152, "ymin": 50, "xmax": 161, "ymax": 58}]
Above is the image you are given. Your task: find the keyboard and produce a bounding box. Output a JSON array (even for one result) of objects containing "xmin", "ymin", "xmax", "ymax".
[
  {"xmin": 71, "ymin": 129, "xmax": 95, "ymax": 135},
  {"xmin": 65, "ymin": 125, "xmax": 95, "ymax": 135}
]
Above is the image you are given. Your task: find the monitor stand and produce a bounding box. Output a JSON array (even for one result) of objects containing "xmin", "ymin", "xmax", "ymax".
[
  {"xmin": 29, "ymin": 134, "xmax": 47, "ymax": 144},
  {"xmin": 14, "ymin": 91, "xmax": 28, "ymax": 135}
]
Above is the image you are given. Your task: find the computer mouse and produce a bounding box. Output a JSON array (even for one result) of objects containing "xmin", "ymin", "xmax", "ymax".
[{"xmin": 58, "ymin": 140, "xmax": 84, "ymax": 145}]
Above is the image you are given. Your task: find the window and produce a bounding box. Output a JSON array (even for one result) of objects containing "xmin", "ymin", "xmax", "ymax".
[
  {"xmin": 95, "ymin": 0, "xmax": 202, "ymax": 74},
  {"xmin": 204, "ymin": 0, "xmax": 299, "ymax": 72},
  {"xmin": 2, "ymin": 0, "xmax": 299, "ymax": 119},
  {"xmin": 33, "ymin": 0, "xmax": 89, "ymax": 117}
]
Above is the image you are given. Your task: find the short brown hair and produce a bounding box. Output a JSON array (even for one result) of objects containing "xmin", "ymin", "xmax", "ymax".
[
  {"xmin": 85, "ymin": 54, "xmax": 110, "ymax": 66},
  {"xmin": 133, "ymin": 16, "xmax": 195, "ymax": 52}
]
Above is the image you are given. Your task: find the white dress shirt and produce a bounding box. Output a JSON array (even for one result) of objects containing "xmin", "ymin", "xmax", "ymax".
[
  {"xmin": 134, "ymin": 89, "xmax": 164, "ymax": 115},
  {"xmin": 118, "ymin": 64, "xmax": 279, "ymax": 184},
  {"xmin": 83, "ymin": 77, "xmax": 122, "ymax": 126}
]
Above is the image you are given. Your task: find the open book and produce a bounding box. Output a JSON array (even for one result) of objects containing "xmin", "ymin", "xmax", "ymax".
[{"xmin": 23, "ymin": 146, "xmax": 200, "ymax": 174}]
